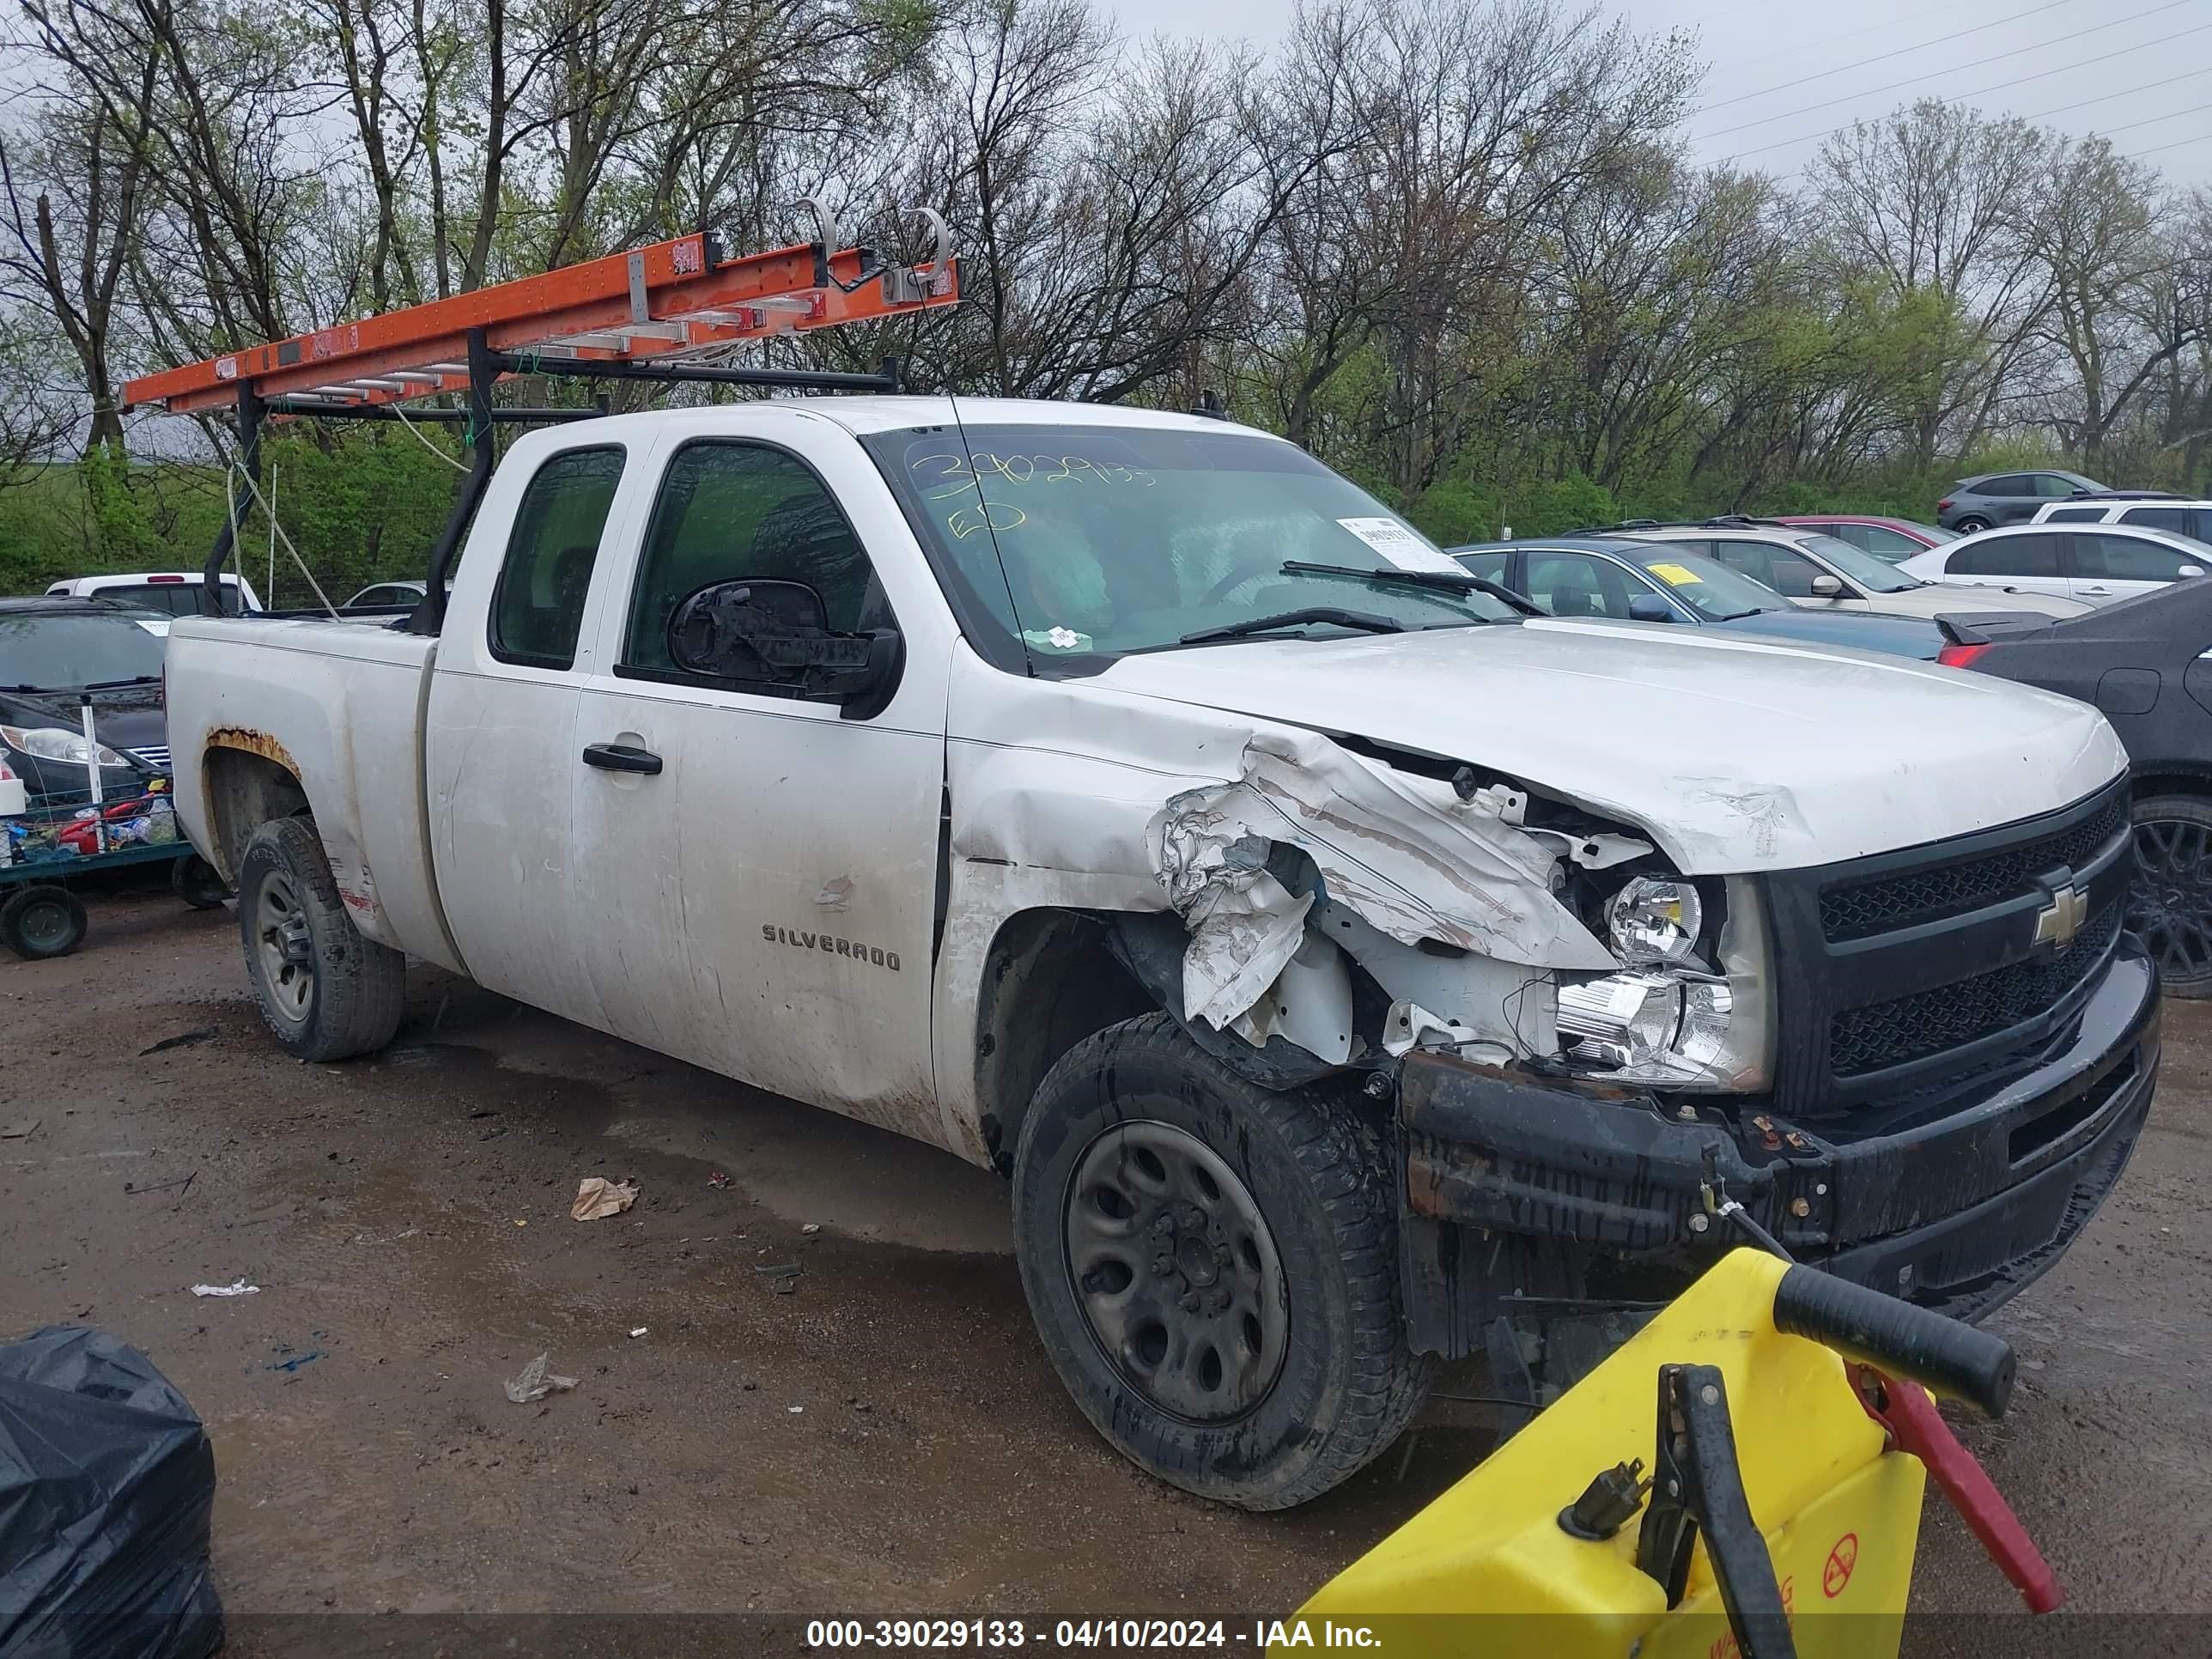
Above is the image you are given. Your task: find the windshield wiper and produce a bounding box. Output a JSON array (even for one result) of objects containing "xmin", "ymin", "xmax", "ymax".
[
  {"xmin": 1280, "ymin": 559, "xmax": 1540, "ymax": 617},
  {"xmin": 1180, "ymin": 607, "xmax": 1407, "ymax": 646}
]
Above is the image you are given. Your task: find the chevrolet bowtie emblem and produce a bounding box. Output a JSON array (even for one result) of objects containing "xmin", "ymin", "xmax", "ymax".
[{"xmin": 2034, "ymin": 884, "xmax": 2088, "ymax": 948}]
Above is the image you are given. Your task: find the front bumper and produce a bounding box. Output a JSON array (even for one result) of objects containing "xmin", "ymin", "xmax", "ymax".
[{"xmin": 1396, "ymin": 940, "xmax": 2160, "ymax": 1352}]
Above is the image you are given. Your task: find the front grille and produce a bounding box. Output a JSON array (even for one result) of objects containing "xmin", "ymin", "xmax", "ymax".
[
  {"xmin": 1820, "ymin": 793, "xmax": 2127, "ymax": 940},
  {"xmin": 129, "ymin": 745, "xmax": 171, "ymax": 771},
  {"xmin": 1829, "ymin": 907, "xmax": 2122, "ymax": 1077}
]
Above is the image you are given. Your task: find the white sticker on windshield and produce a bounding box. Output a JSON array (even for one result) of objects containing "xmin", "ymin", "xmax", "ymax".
[{"xmin": 1335, "ymin": 517, "xmax": 1468, "ymax": 575}]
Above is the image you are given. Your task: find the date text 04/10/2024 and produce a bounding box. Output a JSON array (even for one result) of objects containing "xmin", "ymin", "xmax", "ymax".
[{"xmin": 800, "ymin": 1620, "xmax": 1381, "ymax": 1650}]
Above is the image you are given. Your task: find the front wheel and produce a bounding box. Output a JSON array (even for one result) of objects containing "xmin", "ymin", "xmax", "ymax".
[
  {"xmin": 2129, "ymin": 795, "xmax": 2212, "ymax": 998},
  {"xmin": 236, "ymin": 817, "xmax": 406, "ymax": 1059},
  {"xmin": 1011, "ymin": 1014, "xmax": 1431, "ymax": 1510}
]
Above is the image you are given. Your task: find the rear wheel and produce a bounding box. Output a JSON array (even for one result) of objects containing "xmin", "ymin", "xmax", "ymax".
[
  {"xmin": 1011, "ymin": 1013, "xmax": 1431, "ymax": 1510},
  {"xmin": 172, "ymin": 854, "xmax": 230, "ymax": 909},
  {"xmin": 2128, "ymin": 795, "xmax": 2212, "ymax": 998},
  {"xmin": 1954, "ymin": 515, "xmax": 1992, "ymax": 534},
  {"xmin": 236, "ymin": 817, "xmax": 405, "ymax": 1058},
  {"xmin": 1, "ymin": 884, "xmax": 87, "ymax": 960}
]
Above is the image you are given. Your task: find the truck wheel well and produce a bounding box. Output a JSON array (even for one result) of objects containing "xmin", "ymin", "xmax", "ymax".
[
  {"xmin": 974, "ymin": 909, "xmax": 1152, "ymax": 1177},
  {"xmin": 203, "ymin": 747, "xmax": 311, "ymax": 881},
  {"xmin": 2132, "ymin": 769, "xmax": 2212, "ymax": 803}
]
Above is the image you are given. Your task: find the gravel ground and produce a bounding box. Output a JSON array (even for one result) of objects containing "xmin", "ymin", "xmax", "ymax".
[{"xmin": 3, "ymin": 878, "xmax": 2208, "ymax": 1656}]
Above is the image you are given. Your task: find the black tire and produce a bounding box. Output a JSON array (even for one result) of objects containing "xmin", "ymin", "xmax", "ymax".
[
  {"xmin": 2129, "ymin": 794, "xmax": 2212, "ymax": 998},
  {"xmin": 1011, "ymin": 1013, "xmax": 1431, "ymax": 1510},
  {"xmin": 235, "ymin": 817, "xmax": 405, "ymax": 1059},
  {"xmin": 1, "ymin": 884, "xmax": 87, "ymax": 960},
  {"xmin": 1954, "ymin": 515, "xmax": 1992, "ymax": 534},
  {"xmin": 172, "ymin": 853, "xmax": 231, "ymax": 909}
]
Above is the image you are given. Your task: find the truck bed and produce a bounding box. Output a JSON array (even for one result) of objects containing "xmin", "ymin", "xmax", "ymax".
[{"xmin": 165, "ymin": 615, "xmax": 460, "ymax": 972}]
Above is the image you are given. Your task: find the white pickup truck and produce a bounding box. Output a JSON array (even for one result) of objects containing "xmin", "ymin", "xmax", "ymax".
[{"xmin": 164, "ymin": 398, "xmax": 2160, "ymax": 1509}]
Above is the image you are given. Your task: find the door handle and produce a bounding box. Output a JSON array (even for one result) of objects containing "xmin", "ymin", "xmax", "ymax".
[
  {"xmin": 582, "ymin": 741, "xmax": 663, "ymax": 775},
  {"xmin": 2081, "ymin": 586, "xmax": 2112, "ymax": 596}
]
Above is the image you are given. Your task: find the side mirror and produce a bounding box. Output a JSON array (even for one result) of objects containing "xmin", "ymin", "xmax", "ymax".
[
  {"xmin": 667, "ymin": 579, "xmax": 902, "ymax": 719},
  {"xmin": 1808, "ymin": 574, "xmax": 1844, "ymax": 598},
  {"xmin": 1627, "ymin": 593, "xmax": 1674, "ymax": 623},
  {"xmin": 2179, "ymin": 566, "xmax": 2204, "ymax": 580}
]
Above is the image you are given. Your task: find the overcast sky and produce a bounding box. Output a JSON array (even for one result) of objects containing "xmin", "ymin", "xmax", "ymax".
[{"xmin": 1101, "ymin": 0, "xmax": 2212, "ymax": 190}]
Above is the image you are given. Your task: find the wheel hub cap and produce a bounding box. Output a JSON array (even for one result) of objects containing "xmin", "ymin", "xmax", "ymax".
[
  {"xmin": 256, "ymin": 875, "xmax": 315, "ymax": 1021},
  {"xmin": 1062, "ymin": 1121, "xmax": 1289, "ymax": 1425},
  {"xmin": 2129, "ymin": 817, "xmax": 2212, "ymax": 986}
]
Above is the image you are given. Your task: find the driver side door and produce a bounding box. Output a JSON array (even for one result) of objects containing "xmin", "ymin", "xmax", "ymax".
[{"xmin": 566, "ymin": 422, "xmax": 954, "ymax": 1142}]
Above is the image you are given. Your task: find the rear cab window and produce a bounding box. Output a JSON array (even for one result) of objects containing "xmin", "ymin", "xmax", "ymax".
[{"xmin": 490, "ymin": 447, "xmax": 626, "ymax": 669}]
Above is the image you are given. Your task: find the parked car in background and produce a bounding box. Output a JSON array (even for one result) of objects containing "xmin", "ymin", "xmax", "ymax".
[
  {"xmin": 2031, "ymin": 495, "xmax": 2212, "ymax": 543},
  {"xmin": 1773, "ymin": 515, "xmax": 1955, "ymax": 562},
  {"xmin": 45, "ymin": 572, "xmax": 259, "ymax": 617},
  {"xmin": 1900, "ymin": 523, "xmax": 2212, "ymax": 608},
  {"xmin": 341, "ymin": 579, "xmax": 453, "ymax": 609},
  {"xmin": 1946, "ymin": 469, "xmax": 2114, "ymax": 532},
  {"xmin": 1941, "ymin": 577, "xmax": 2212, "ymax": 997},
  {"xmin": 1451, "ymin": 537, "xmax": 1953, "ymax": 659},
  {"xmin": 1936, "ymin": 471, "xmax": 2108, "ymax": 532},
  {"xmin": 1599, "ymin": 518, "xmax": 2089, "ymax": 620},
  {"xmin": 0, "ymin": 597, "xmax": 173, "ymax": 794}
]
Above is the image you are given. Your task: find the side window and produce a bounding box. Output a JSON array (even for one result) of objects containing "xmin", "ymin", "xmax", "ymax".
[
  {"xmin": 2118, "ymin": 507, "xmax": 2190, "ymax": 533},
  {"xmin": 2033, "ymin": 474, "xmax": 2082, "ymax": 499},
  {"xmin": 1456, "ymin": 551, "xmax": 1510, "ymax": 586},
  {"xmin": 1706, "ymin": 540, "xmax": 1769, "ymax": 584},
  {"xmin": 1859, "ymin": 526, "xmax": 1920, "ymax": 556},
  {"xmin": 2075, "ymin": 533, "xmax": 2200, "ymax": 582},
  {"xmin": 1952, "ymin": 534, "xmax": 2058, "ymax": 578},
  {"xmin": 491, "ymin": 447, "xmax": 625, "ymax": 669},
  {"xmin": 1525, "ymin": 552, "xmax": 1631, "ymax": 618},
  {"xmin": 1979, "ymin": 475, "xmax": 2029, "ymax": 497},
  {"xmin": 1826, "ymin": 524, "xmax": 1871, "ymax": 551},
  {"xmin": 2043, "ymin": 507, "xmax": 2103, "ymax": 523},
  {"xmin": 623, "ymin": 441, "xmax": 890, "ymax": 682}
]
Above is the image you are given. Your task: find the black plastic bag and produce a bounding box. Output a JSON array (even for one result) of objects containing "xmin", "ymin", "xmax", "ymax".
[{"xmin": 0, "ymin": 1326, "xmax": 222, "ymax": 1659}]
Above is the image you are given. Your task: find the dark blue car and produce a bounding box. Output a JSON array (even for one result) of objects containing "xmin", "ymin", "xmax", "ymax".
[{"xmin": 1452, "ymin": 537, "xmax": 1948, "ymax": 659}]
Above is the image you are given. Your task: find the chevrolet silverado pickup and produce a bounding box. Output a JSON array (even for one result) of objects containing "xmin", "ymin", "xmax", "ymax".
[{"xmin": 161, "ymin": 398, "xmax": 2160, "ymax": 1509}]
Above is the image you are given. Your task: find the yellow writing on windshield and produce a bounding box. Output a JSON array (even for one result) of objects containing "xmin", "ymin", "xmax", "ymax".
[{"xmin": 1646, "ymin": 562, "xmax": 1701, "ymax": 586}]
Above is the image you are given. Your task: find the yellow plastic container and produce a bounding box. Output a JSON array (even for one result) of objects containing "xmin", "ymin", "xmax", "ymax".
[{"xmin": 1286, "ymin": 1249, "xmax": 1925, "ymax": 1657}]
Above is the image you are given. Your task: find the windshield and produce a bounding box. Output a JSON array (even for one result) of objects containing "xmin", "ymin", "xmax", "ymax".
[
  {"xmin": 861, "ymin": 424, "xmax": 1514, "ymax": 661},
  {"xmin": 1622, "ymin": 544, "xmax": 1789, "ymax": 620},
  {"xmin": 1798, "ymin": 532, "xmax": 1921, "ymax": 592},
  {"xmin": 0, "ymin": 611, "xmax": 167, "ymax": 690}
]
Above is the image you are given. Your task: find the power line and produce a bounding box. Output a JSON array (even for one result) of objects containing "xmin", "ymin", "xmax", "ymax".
[
  {"xmin": 1695, "ymin": 0, "xmax": 2199, "ymax": 140},
  {"xmin": 1708, "ymin": 21, "xmax": 2212, "ymax": 163},
  {"xmin": 1707, "ymin": 0, "xmax": 2003, "ymax": 84},
  {"xmin": 2096, "ymin": 100, "xmax": 2212, "ymax": 141},
  {"xmin": 1695, "ymin": 0, "xmax": 2077, "ymax": 117},
  {"xmin": 2124, "ymin": 131, "xmax": 2212, "ymax": 161}
]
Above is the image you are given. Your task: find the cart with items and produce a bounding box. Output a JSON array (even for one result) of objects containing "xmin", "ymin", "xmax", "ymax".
[{"xmin": 0, "ymin": 680, "xmax": 226, "ymax": 959}]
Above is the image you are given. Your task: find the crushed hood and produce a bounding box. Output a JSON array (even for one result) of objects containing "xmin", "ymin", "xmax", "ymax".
[{"xmin": 1093, "ymin": 620, "xmax": 2125, "ymax": 873}]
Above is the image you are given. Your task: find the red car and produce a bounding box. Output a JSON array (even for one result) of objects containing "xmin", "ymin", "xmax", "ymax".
[{"xmin": 1771, "ymin": 515, "xmax": 1957, "ymax": 563}]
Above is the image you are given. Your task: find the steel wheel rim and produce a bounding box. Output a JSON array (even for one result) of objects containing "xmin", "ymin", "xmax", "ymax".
[
  {"xmin": 2128, "ymin": 817, "xmax": 2212, "ymax": 985},
  {"xmin": 16, "ymin": 897, "xmax": 74, "ymax": 951},
  {"xmin": 1062, "ymin": 1120, "xmax": 1289, "ymax": 1425},
  {"xmin": 256, "ymin": 872, "xmax": 315, "ymax": 1023}
]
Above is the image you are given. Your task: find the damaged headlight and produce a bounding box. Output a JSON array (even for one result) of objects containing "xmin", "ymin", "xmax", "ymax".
[
  {"xmin": 1604, "ymin": 877, "xmax": 1701, "ymax": 966},
  {"xmin": 1556, "ymin": 878, "xmax": 1772, "ymax": 1090}
]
